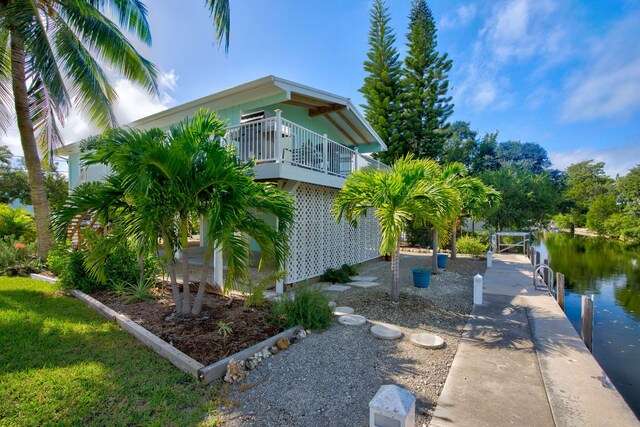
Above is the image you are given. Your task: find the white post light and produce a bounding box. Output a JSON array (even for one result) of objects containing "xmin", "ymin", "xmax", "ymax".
[
  {"xmin": 486, "ymin": 250, "xmax": 492, "ymax": 268},
  {"xmin": 474, "ymin": 274, "xmax": 483, "ymax": 305},
  {"xmin": 369, "ymin": 385, "xmax": 415, "ymax": 427}
]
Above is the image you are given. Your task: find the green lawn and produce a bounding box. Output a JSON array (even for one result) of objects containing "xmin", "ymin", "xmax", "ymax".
[{"xmin": 0, "ymin": 277, "xmax": 221, "ymax": 427}]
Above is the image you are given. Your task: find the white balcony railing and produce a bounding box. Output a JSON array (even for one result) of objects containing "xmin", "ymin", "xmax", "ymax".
[{"xmin": 223, "ymin": 110, "xmax": 388, "ymax": 178}]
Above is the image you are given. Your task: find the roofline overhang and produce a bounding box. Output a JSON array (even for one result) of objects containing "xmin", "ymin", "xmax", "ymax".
[{"xmin": 56, "ymin": 75, "xmax": 386, "ymax": 155}]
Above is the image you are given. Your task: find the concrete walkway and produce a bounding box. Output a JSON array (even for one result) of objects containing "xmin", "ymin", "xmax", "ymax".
[{"xmin": 431, "ymin": 254, "xmax": 638, "ymax": 427}]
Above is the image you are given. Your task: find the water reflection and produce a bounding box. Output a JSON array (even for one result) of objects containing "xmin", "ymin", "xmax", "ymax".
[{"xmin": 541, "ymin": 232, "xmax": 639, "ymax": 319}]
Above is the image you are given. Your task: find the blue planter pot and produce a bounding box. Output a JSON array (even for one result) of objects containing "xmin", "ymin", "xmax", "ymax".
[
  {"xmin": 437, "ymin": 253, "xmax": 449, "ymax": 269},
  {"xmin": 412, "ymin": 267, "xmax": 432, "ymax": 288}
]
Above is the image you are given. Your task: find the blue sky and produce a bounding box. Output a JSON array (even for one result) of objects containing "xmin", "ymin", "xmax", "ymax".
[{"xmin": 4, "ymin": 0, "xmax": 640, "ymax": 176}]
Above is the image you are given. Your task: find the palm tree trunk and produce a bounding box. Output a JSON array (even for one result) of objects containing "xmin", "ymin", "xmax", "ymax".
[
  {"xmin": 432, "ymin": 228, "xmax": 439, "ymax": 274},
  {"xmin": 390, "ymin": 237, "xmax": 400, "ymax": 302},
  {"xmin": 10, "ymin": 32, "xmax": 52, "ymax": 259},
  {"xmin": 451, "ymin": 220, "xmax": 457, "ymax": 260},
  {"xmin": 192, "ymin": 242, "xmax": 214, "ymax": 315},
  {"xmin": 180, "ymin": 218, "xmax": 191, "ymax": 314},
  {"xmin": 136, "ymin": 238, "xmax": 145, "ymax": 285},
  {"xmin": 163, "ymin": 234, "xmax": 181, "ymax": 309}
]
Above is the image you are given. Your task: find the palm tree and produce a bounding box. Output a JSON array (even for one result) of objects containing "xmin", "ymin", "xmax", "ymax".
[
  {"xmin": 57, "ymin": 109, "xmax": 294, "ymax": 315},
  {"xmin": 333, "ymin": 155, "xmax": 460, "ymax": 302},
  {"xmin": 429, "ymin": 163, "xmax": 498, "ymax": 272},
  {"xmin": 1, "ymin": 0, "xmax": 158, "ymax": 259},
  {"xmin": 450, "ymin": 170, "xmax": 500, "ymax": 259}
]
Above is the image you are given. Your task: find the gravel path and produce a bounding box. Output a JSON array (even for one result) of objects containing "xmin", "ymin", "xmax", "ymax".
[{"xmin": 221, "ymin": 253, "xmax": 485, "ymax": 427}]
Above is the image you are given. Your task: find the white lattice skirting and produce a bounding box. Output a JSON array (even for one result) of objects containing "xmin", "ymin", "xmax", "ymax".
[{"xmin": 285, "ymin": 183, "xmax": 381, "ymax": 284}]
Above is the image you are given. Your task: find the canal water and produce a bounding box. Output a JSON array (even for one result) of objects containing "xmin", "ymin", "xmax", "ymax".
[{"xmin": 534, "ymin": 233, "xmax": 639, "ymax": 417}]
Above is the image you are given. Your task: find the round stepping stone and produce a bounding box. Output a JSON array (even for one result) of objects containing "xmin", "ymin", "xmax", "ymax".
[
  {"xmin": 334, "ymin": 306, "xmax": 354, "ymax": 316},
  {"xmin": 371, "ymin": 323, "xmax": 403, "ymax": 340},
  {"xmin": 346, "ymin": 281, "xmax": 381, "ymax": 288},
  {"xmin": 410, "ymin": 332, "xmax": 445, "ymax": 349},
  {"xmin": 338, "ymin": 314, "xmax": 367, "ymax": 326}
]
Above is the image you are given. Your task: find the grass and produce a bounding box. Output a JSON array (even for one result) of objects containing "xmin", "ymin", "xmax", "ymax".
[{"xmin": 0, "ymin": 277, "xmax": 221, "ymax": 427}]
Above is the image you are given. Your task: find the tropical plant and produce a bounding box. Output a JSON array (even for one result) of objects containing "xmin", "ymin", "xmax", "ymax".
[
  {"xmin": 333, "ymin": 155, "xmax": 460, "ymax": 302},
  {"xmin": 243, "ymin": 270, "xmax": 287, "ymax": 308},
  {"xmin": 0, "ymin": 236, "xmax": 38, "ymax": 275},
  {"xmin": 437, "ymin": 163, "xmax": 499, "ymax": 261},
  {"xmin": 124, "ymin": 278, "xmax": 155, "ymax": 304},
  {"xmin": 54, "ymin": 109, "xmax": 295, "ymax": 316},
  {"xmin": 0, "ymin": 0, "xmax": 160, "ymax": 259},
  {"xmin": 272, "ymin": 285, "xmax": 333, "ymax": 330},
  {"xmin": 0, "ymin": 204, "xmax": 35, "ymax": 242},
  {"xmin": 217, "ymin": 321, "xmax": 233, "ymax": 344}
]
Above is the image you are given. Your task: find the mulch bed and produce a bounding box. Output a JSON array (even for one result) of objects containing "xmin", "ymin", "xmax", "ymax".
[{"xmin": 91, "ymin": 288, "xmax": 283, "ymax": 366}]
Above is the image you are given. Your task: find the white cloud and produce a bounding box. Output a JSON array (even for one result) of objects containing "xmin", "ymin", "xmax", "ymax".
[
  {"xmin": 440, "ymin": 4, "xmax": 478, "ymax": 29},
  {"xmin": 454, "ymin": 0, "xmax": 570, "ymax": 112},
  {"xmin": 549, "ymin": 143, "xmax": 640, "ymax": 177},
  {"xmin": 562, "ymin": 14, "xmax": 640, "ymax": 122},
  {"xmin": 481, "ymin": 0, "xmax": 566, "ymax": 63},
  {"xmin": 1, "ymin": 69, "xmax": 178, "ymax": 158}
]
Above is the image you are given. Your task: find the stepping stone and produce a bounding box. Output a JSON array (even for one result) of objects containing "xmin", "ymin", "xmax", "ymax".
[
  {"xmin": 326, "ymin": 284, "xmax": 351, "ymax": 292},
  {"xmin": 371, "ymin": 323, "xmax": 403, "ymax": 340},
  {"xmin": 350, "ymin": 276, "xmax": 378, "ymax": 282},
  {"xmin": 410, "ymin": 332, "xmax": 445, "ymax": 349},
  {"xmin": 334, "ymin": 306, "xmax": 354, "ymax": 316},
  {"xmin": 328, "ymin": 301, "xmax": 337, "ymax": 308},
  {"xmin": 338, "ymin": 314, "xmax": 367, "ymax": 326},
  {"xmin": 346, "ymin": 281, "xmax": 381, "ymax": 288}
]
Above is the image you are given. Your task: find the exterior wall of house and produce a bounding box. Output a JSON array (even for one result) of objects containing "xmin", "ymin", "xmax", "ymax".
[{"xmin": 285, "ymin": 182, "xmax": 380, "ymax": 284}]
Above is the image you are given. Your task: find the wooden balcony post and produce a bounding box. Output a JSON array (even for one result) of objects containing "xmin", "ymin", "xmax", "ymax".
[
  {"xmin": 323, "ymin": 134, "xmax": 328, "ymax": 173},
  {"xmin": 275, "ymin": 109, "xmax": 283, "ymax": 163},
  {"xmin": 354, "ymin": 151, "xmax": 359, "ymax": 172}
]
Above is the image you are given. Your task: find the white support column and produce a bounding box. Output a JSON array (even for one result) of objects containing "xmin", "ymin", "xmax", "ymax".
[
  {"xmin": 213, "ymin": 245, "xmax": 224, "ymax": 290},
  {"xmin": 275, "ymin": 109, "xmax": 283, "ymax": 163},
  {"xmin": 275, "ymin": 216, "xmax": 285, "ymax": 294}
]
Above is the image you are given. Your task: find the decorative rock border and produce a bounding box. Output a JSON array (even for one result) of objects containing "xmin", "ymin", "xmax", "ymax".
[{"xmin": 199, "ymin": 325, "xmax": 302, "ymax": 384}]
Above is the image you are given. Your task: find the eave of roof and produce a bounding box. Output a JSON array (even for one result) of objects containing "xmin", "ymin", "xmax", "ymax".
[{"xmin": 57, "ymin": 75, "xmax": 386, "ymax": 155}]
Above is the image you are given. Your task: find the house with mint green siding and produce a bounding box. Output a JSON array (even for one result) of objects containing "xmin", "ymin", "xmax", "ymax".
[{"xmin": 58, "ymin": 76, "xmax": 387, "ymax": 291}]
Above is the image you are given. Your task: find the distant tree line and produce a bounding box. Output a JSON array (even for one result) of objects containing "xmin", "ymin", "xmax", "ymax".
[{"xmin": 555, "ymin": 161, "xmax": 640, "ymax": 243}]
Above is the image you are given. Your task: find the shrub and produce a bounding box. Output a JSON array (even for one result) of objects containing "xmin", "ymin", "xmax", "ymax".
[
  {"xmin": 319, "ymin": 264, "xmax": 358, "ymax": 283},
  {"xmin": 0, "ymin": 237, "xmax": 39, "ymax": 276},
  {"xmin": 57, "ymin": 249, "xmax": 96, "ymax": 292},
  {"xmin": 46, "ymin": 244, "xmax": 71, "ymax": 276},
  {"xmin": 340, "ymin": 263, "xmax": 358, "ymax": 276},
  {"xmin": 0, "ymin": 204, "xmax": 36, "ymax": 242},
  {"xmin": 272, "ymin": 285, "xmax": 333, "ymax": 330},
  {"xmin": 456, "ymin": 235, "xmax": 488, "ymax": 257},
  {"xmin": 243, "ymin": 271, "xmax": 287, "ymax": 308}
]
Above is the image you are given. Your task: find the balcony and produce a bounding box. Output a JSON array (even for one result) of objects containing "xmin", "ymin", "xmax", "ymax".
[{"xmin": 224, "ymin": 111, "xmax": 387, "ymax": 185}]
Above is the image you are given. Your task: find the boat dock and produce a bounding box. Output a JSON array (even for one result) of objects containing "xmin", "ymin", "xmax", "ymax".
[{"xmin": 431, "ymin": 253, "xmax": 638, "ymax": 427}]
